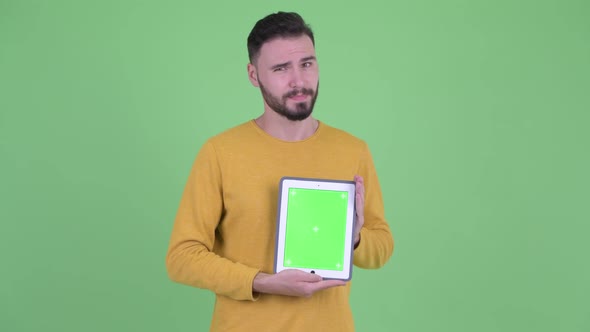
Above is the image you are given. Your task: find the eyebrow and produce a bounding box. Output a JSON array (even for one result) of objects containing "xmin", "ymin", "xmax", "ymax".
[
  {"xmin": 270, "ymin": 61, "xmax": 291, "ymax": 70},
  {"xmin": 269, "ymin": 56, "xmax": 317, "ymax": 70}
]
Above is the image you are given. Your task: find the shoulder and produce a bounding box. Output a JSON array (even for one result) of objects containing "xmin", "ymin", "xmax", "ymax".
[
  {"xmin": 198, "ymin": 121, "xmax": 261, "ymax": 155},
  {"xmin": 319, "ymin": 121, "xmax": 369, "ymax": 151},
  {"xmin": 208, "ymin": 121, "xmax": 256, "ymax": 144}
]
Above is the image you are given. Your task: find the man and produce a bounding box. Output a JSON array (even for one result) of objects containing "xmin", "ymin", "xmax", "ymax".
[{"xmin": 166, "ymin": 12, "xmax": 393, "ymax": 331}]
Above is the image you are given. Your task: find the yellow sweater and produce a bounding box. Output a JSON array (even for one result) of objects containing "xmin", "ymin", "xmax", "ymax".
[{"xmin": 166, "ymin": 120, "xmax": 393, "ymax": 331}]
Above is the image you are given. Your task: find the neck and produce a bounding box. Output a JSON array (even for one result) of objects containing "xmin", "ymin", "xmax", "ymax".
[{"xmin": 255, "ymin": 111, "xmax": 319, "ymax": 141}]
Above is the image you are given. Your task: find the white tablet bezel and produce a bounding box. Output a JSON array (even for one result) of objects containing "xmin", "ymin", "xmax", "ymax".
[{"xmin": 274, "ymin": 177, "xmax": 356, "ymax": 280}]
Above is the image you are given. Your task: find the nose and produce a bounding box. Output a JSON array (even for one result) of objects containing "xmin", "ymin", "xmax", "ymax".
[{"xmin": 289, "ymin": 67, "xmax": 304, "ymax": 89}]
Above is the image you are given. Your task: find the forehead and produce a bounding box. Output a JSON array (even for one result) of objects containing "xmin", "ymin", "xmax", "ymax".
[{"xmin": 256, "ymin": 35, "xmax": 316, "ymax": 66}]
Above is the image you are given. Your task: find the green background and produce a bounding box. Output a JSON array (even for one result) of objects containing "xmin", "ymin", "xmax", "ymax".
[
  {"xmin": 1, "ymin": 0, "xmax": 588, "ymax": 331},
  {"xmin": 284, "ymin": 188, "xmax": 348, "ymax": 271}
]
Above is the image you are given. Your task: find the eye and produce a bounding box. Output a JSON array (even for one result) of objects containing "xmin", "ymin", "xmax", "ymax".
[
  {"xmin": 302, "ymin": 62, "xmax": 312, "ymax": 68},
  {"xmin": 273, "ymin": 66, "xmax": 286, "ymax": 72}
]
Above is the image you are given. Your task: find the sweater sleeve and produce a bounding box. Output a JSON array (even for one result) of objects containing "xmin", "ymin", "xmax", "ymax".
[
  {"xmin": 353, "ymin": 142, "xmax": 394, "ymax": 268},
  {"xmin": 166, "ymin": 140, "xmax": 260, "ymax": 301}
]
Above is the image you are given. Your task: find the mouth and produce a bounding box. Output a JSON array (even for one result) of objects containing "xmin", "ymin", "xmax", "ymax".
[
  {"xmin": 286, "ymin": 89, "xmax": 313, "ymax": 102},
  {"xmin": 288, "ymin": 93, "xmax": 309, "ymax": 101}
]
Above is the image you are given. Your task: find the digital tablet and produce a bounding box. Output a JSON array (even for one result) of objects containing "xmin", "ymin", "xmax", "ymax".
[{"xmin": 274, "ymin": 177, "xmax": 356, "ymax": 280}]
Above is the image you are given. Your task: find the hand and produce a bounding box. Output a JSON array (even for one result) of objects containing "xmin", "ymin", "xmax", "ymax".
[
  {"xmin": 353, "ymin": 175, "xmax": 365, "ymax": 247},
  {"xmin": 252, "ymin": 269, "xmax": 346, "ymax": 297}
]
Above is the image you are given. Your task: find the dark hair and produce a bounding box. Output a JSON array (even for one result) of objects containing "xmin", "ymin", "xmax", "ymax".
[{"xmin": 247, "ymin": 12, "xmax": 315, "ymax": 63}]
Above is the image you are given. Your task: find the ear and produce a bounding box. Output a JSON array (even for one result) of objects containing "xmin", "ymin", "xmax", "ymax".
[{"xmin": 247, "ymin": 63, "xmax": 260, "ymax": 87}]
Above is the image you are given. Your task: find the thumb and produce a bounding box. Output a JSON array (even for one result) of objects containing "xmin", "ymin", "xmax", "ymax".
[{"xmin": 298, "ymin": 271, "xmax": 323, "ymax": 282}]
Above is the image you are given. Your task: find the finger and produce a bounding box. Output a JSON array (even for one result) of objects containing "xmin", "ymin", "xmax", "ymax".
[
  {"xmin": 359, "ymin": 177, "xmax": 365, "ymax": 197},
  {"xmin": 309, "ymin": 280, "xmax": 347, "ymax": 292},
  {"xmin": 356, "ymin": 191, "xmax": 364, "ymax": 214},
  {"xmin": 297, "ymin": 271, "xmax": 323, "ymax": 283},
  {"xmin": 354, "ymin": 174, "xmax": 364, "ymax": 184},
  {"xmin": 355, "ymin": 175, "xmax": 365, "ymax": 196},
  {"xmin": 280, "ymin": 269, "xmax": 323, "ymax": 282}
]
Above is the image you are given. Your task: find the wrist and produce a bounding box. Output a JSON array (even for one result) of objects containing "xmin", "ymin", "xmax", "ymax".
[{"xmin": 252, "ymin": 272, "xmax": 271, "ymax": 293}]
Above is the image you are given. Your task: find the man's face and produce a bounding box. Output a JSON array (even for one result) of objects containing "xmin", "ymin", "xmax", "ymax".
[{"xmin": 248, "ymin": 35, "xmax": 319, "ymax": 121}]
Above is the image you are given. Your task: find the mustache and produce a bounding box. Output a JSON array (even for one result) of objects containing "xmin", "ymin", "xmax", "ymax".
[{"xmin": 283, "ymin": 88, "xmax": 314, "ymax": 99}]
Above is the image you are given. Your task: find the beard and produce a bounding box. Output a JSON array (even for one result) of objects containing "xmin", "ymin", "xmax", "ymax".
[{"xmin": 259, "ymin": 80, "xmax": 319, "ymax": 121}]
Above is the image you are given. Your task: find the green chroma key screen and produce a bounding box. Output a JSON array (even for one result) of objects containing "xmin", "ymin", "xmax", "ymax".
[{"xmin": 284, "ymin": 188, "xmax": 349, "ymax": 271}]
